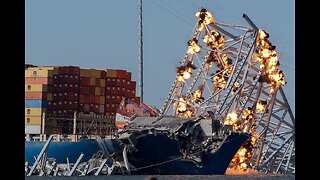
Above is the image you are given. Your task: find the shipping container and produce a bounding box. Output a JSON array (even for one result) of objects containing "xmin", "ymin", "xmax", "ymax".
[
  {"xmin": 84, "ymin": 104, "xmax": 90, "ymax": 112},
  {"xmin": 89, "ymin": 95, "xmax": 95, "ymax": 103},
  {"xmin": 47, "ymin": 93, "xmax": 52, "ymax": 101},
  {"xmin": 25, "ymin": 100, "xmax": 47, "ymax": 108},
  {"xmin": 101, "ymin": 71, "xmax": 106, "ymax": 78},
  {"xmin": 114, "ymin": 78, "xmax": 124, "ymax": 87},
  {"xmin": 47, "ymin": 85, "xmax": 53, "ymax": 92},
  {"xmin": 25, "ymin": 77, "xmax": 53, "ymax": 85},
  {"xmin": 25, "ymin": 68, "xmax": 55, "ymax": 77},
  {"xmin": 61, "ymin": 66, "xmax": 70, "ymax": 74},
  {"xmin": 53, "ymin": 75, "xmax": 58, "ymax": 83},
  {"xmin": 68, "ymin": 66, "xmax": 80, "ymax": 75},
  {"xmin": 90, "ymin": 77, "xmax": 96, "ymax": 86},
  {"xmin": 100, "ymin": 96, "xmax": 105, "ymax": 104},
  {"xmin": 130, "ymin": 97, "xmax": 141, "ymax": 105},
  {"xmin": 25, "ymin": 108, "xmax": 46, "ymax": 116},
  {"xmin": 89, "ymin": 86, "xmax": 95, "ymax": 95},
  {"xmin": 25, "ymin": 92, "xmax": 47, "ymax": 100},
  {"xmin": 25, "ymin": 125, "xmax": 41, "ymax": 134},
  {"xmin": 66, "ymin": 83, "xmax": 78, "ymax": 92},
  {"xmin": 95, "ymin": 87, "xmax": 100, "ymax": 95},
  {"xmin": 80, "ymin": 68, "xmax": 91, "ymax": 77},
  {"xmin": 95, "ymin": 78, "xmax": 101, "ymax": 87},
  {"xmin": 115, "ymin": 121, "xmax": 128, "ymax": 129},
  {"xmin": 84, "ymin": 95, "xmax": 90, "ymax": 103},
  {"xmin": 80, "ymin": 77, "xmax": 90, "ymax": 86},
  {"xmin": 105, "ymin": 78, "xmax": 116, "ymax": 86},
  {"xmin": 67, "ymin": 92, "xmax": 75, "ymax": 101},
  {"xmin": 126, "ymin": 72, "xmax": 132, "ymax": 81},
  {"xmin": 116, "ymin": 70, "xmax": 127, "ymax": 78},
  {"xmin": 126, "ymin": 89, "xmax": 135, "ymax": 97},
  {"xmin": 80, "ymin": 86, "xmax": 88, "ymax": 94},
  {"xmin": 106, "ymin": 69, "xmax": 117, "ymax": 77},
  {"xmin": 99, "ymin": 105, "xmax": 105, "ymax": 113},
  {"xmin": 25, "ymin": 116, "xmax": 42, "ymax": 125},
  {"xmin": 100, "ymin": 87, "xmax": 106, "ymax": 96},
  {"xmin": 127, "ymin": 81, "xmax": 136, "ymax": 90},
  {"xmin": 94, "ymin": 96, "xmax": 100, "ymax": 104},
  {"xmin": 79, "ymin": 95, "xmax": 85, "ymax": 103},
  {"xmin": 90, "ymin": 69, "xmax": 102, "ymax": 78},
  {"xmin": 100, "ymin": 79, "xmax": 106, "ymax": 87},
  {"xmin": 105, "ymin": 86, "xmax": 117, "ymax": 95},
  {"xmin": 25, "ymin": 84, "xmax": 48, "ymax": 92}
]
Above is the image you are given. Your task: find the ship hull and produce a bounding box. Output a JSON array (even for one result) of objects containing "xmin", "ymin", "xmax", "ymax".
[
  {"xmin": 25, "ymin": 138, "xmax": 123, "ymax": 165},
  {"xmin": 128, "ymin": 133, "xmax": 249, "ymax": 175}
]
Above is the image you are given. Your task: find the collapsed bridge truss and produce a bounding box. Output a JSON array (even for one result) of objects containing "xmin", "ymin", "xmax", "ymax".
[{"xmin": 159, "ymin": 9, "xmax": 295, "ymax": 174}]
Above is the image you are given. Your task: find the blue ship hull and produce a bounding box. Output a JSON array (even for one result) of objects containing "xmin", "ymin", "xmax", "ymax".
[
  {"xmin": 25, "ymin": 138, "xmax": 122, "ymax": 165},
  {"xmin": 128, "ymin": 133, "xmax": 249, "ymax": 175}
]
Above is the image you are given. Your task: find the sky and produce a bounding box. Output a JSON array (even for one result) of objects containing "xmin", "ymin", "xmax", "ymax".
[{"xmin": 25, "ymin": 0, "xmax": 294, "ymax": 113}]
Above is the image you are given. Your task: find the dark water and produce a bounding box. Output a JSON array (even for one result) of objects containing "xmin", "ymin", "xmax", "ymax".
[{"xmin": 25, "ymin": 174, "xmax": 295, "ymax": 180}]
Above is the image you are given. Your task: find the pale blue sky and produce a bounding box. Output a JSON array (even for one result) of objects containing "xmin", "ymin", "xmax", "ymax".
[{"xmin": 25, "ymin": 0, "xmax": 294, "ymax": 112}]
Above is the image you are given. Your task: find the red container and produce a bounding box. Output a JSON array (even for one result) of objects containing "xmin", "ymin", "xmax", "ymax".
[
  {"xmin": 25, "ymin": 92, "xmax": 47, "ymax": 99},
  {"xmin": 66, "ymin": 83, "xmax": 72, "ymax": 92},
  {"xmin": 94, "ymin": 96, "xmax": 100, "ymax": 104},
  {"xmin": 116, "ymin": 70, "xmax": 127, "ymax": 78},
  {"xmin": 80, "ymin": 86, "xmax": 90, "ymax": 94},
  {"xmin": 70, "ymin": 66, "xmax": 80, "ymax": 75},
  {"xmin": 126, "ymin": 72, "xmax": 132, "ymax": 80},
  {"xmin": 80, "ymin": 77, "xmax": 90, "ymax": 86},
  {"xmin": 67, "ymin": 92, "xmax": 74, "ymax": 101},
  {"xmin": 127, "ymin": 81, "xmax": 136, "ymax": 90},
  {"xmin": 62, "ymin": 66, "xmax": 69, "ymax": 74},
  {"xmin": 46, "ymin": 109, "xmax": 53, "ymax": 114},
  {"xmin": 47, "ymin": 101, "xmax": 52, "ymax": 109},
  {"xmin": 74, "ymin": 92, "xmax": 78, "ymax": 100},
  {"xmin": 100, "ymin": 87, "xmax": 106, "ymax": 96},
  {"xmin": 105, "ymin": 87, "xmax": 110, "ymax": 94},
  {"xmin": 79, "ymin": 95, "xmax": 85, "ymax": 103},
  {"xmin": 58, "ymin": 67, "xmax": 64, "ymax": 74},
  {"xmin": 53, "ymin": 75, "xmax": 59, "ymax": 83},
  {"xmin": 89, "ymin": 86, "xmax": 95, "ymax": 95},
  {"xmin": 25, "ymin": 77, "xmax": 53, "ymax": 85},
  {"xmin": 114, "ymin": 78, "xmax": 125, "ymax": 87},
  {"xmin": 74, "ymin": 101, "xmax": 79, "ymax": 110},
  {"xmin": 95, "ymin": 78, "xmax": 101, "ymax": 87},
  {"xmin": 89, "ymin": 95, "xmax": 95, "ymax": 103},
  {"xmin": 74, "ymin": 84, "xmax": 79, "ymax": 91},
  {"xmin": 130, "ymin": 97, "xmax": 140, "ymax": 105},
  {"xmin": 84, "ymin": 95, "xmax": 90, "ymax": 103},
  {"xmin": 68, "ymin": 83, "xmax": 78, "ymax": 92},
  {"xmin": 106, "ymin": 78, "xmax": 116, "ymax": 86},
  {"xmin": 94, "ymin": 103, "xmax": 100, "ymax": 112},
  {"xmin": 47, "ymin": 85, "xmax": 53, "ymax": 92},
  {"xmin": 126, "ymin": 89, "xmax": 135, "ymax": 97},
  {"xmin": 101, "ymin": 71, "xmax": 106, "ymax": 78}
]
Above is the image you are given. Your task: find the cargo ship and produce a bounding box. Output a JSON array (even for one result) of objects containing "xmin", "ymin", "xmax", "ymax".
[{"xmin": 25, "ymin": 109, "xmax": 250, "ymax": 175}]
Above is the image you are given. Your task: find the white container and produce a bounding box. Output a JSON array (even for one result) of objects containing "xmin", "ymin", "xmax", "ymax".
[{"xmin": 25, "ymin": 125, "xmax": 41, "ymax": 134}]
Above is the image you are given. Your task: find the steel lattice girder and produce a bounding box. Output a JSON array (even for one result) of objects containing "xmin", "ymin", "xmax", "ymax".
[{"xmin": 160, "ymin": 10, "xmax": 295, "ymax": 174}]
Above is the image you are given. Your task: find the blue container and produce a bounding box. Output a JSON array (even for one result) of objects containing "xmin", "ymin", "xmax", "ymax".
[{"xmin": 25, "ymin": 100, "xmax": 47, "ymax": 108}]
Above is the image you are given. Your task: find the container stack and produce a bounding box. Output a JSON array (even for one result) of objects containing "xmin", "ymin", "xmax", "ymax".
[
  {"xmin": 25, "ymin": 65, "xmax": 139, "ymax": 136},
  {"xmin": 47, "ymin": 66, "xmax": 80, "ymax": 116},
  {"xmin": 25, "ymin": 67, "xmax": 58, "ymax": 134},
  {"xmin": 79, "ymin": 69, "xmax": 106, "ymax": 115},
  {"xmin": 104, "ymin": 69, "xmax": 141, "ymax": 118}
]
